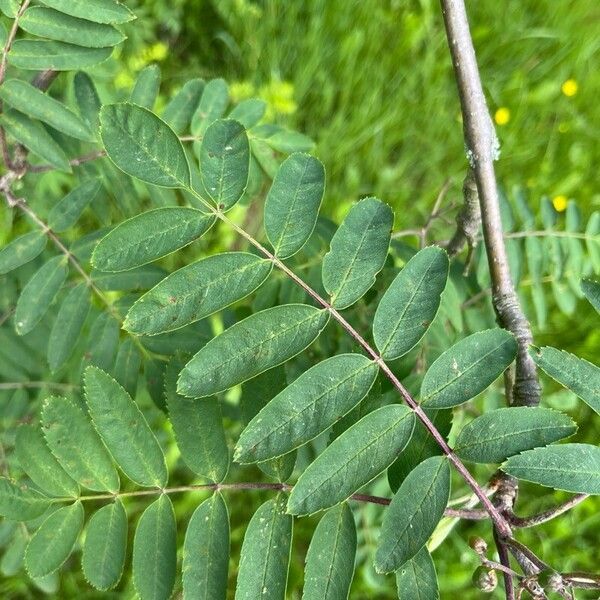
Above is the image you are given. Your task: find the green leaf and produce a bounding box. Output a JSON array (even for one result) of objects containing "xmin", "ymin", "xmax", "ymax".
[
  {"xmin": 82, "ymin": 312, "xmax": 119, "ymax": 371},
  {"xmin": 1, "ymin": 527, "xmax": 27, "ymax": 576},
  {"xmin": 112, "ymin": 338, "xmax": 141, "ymax": 398},
  {"xmin": 39, "ymin": 0, "xmax": 134, "ymax": 24},
  {"xmin": 0, "ymin": 110, "xmax": 70, "ymax": 171},
  {"xmin": 241, "ymin": 366, "xmax": 296, "ymax": 481},
  {"xmin": 15, "ymin": 256, "xmax": 68, "ymax": 335},
  {"xmin": 92, "ymin": 207, "xmax": 214, "ymax": 272},
  {"xmin": 132, "ymin": 495, "xmax": 177, "ymax": 600},
  {"xmin": 322, "ymin": 197, "xmax": 393, "ymax": 309},
  {"xmin": 25, "ymin": 502, "xmax": 84, "ymax": 577},
  {"xmin": 42, "ymin": 395, "xmax": 120, "ymax": 493},
  {"xmin": 0, "ymin": 231, "xmax": 46, "ymax": 275},
  {"xmin": 0, "ymin": 478, "xmax": 50, "ymax": 521},
  {"xmin": 585, "ymin": 212, "xmax": 600, "ymax": 272},
  {"xmin": 178, "ymin": 304, "xmax": 329, "ymax": 398},
  {"xmin": 264, "ymin": 153, "xmax": 325, "ymax": 258},
  {"xmin": 15, "ymin": 425, "xmax": 79, "ymax": 497},
  {"xmin": 582, "ymin": 279, "xmax": 600, "ymax": 313},
  {"xmin": 420, "ymin": 329, "xmax": 517, "ymax": 408},
  {"xmin": 191, "ymin": 78, "xmax": 229, "ymax": 136},
  {"xmin": 92, "ymin": 265, "xmax": 165, "ymax": 292},
  {"xmin": 265, "ymin": 128, "xmax": 314, "ymax": 153},
  {"xmin": 47, "ymin": 283, "xmax": 90, "ymax": 372},
  {"xmin": 235, "ymin": 354, "xmax": 378, "ymax": 463},
  {"xmin": 84, "ymin": 367, "xmax": 167, "ymax": 487},
  {"xmin": 229, "ymin": 98, "xmax": 266, "ymax": 129},
  {"xmin": 48, "ymin": 179, "xmax": 104, "ymax": 232},
  {"xmin": 503, "ymin": 443, "xmax": 600, "ymax": 494},
  {"xmin": 373, "ymin": 247, "xmax": 449, "ymax": 360},
  {"xmin": 0, "ymin": 79, "xmax": 94, "ymax": 141},
  {"xmin": 165, "ymin": 356, "xmax": 229, "ymax": 482},
  {"xmin": 182, "ymin": 493, "xmax": 229, "ymax": 600},
  {"xmin": 20, "ymin": 7, "xmax": 126, "ymax": 48},
  {"xmin": 288, "ymin": 405, "xmax": 415, "ymax": 515},
  {"xmin": 375, "ymin": 456, "xmax": 450, "ymax": 573},
  {"xmin": 200, "ymin": 119, "xmax": 250, "ymax": 210},
  {"xmin": 302, "ymin": 503, "xmax": 356, "ymax": 600},
  {"xmin": 455, "ymin": 407, "xmax": 577, "ymax": 464},
  {"xmin": 235, "ymin": 494, "xmax": 292, "ymax": 600},
  {"xmin": 395, "ymin": 547, "xmax": 439, "ymax": 600},
  {"xmin": 125, "ymin": 252, "xmax": 272, "ymax": 335},
  {"xmin": 388, "ymin": 409, "xmax": 452, "ymax": 493},
  {"xmin": 163, "ymin": 78, "xmax": 204, "ymax": 134},
  {"xmin": 131, "ymin": 64, "xmax": 161, "ymax": 109},
  {"xmin": 531, "ymin": 346, "xmax": 600, "ymax": 416},
  {"xmin": 74, "ymin": 71, "xmax": 101, "ymax": 132},
  {"xmin": 81, "ymin": 500, "xmax": 127, "ymax": 591},
  {"xmin": 0, "ymin": 0, "xmax": 18, "ymax": 18},
  {"xmin": 99, "ymin": 103, "xmax": 190, "ymax": 188},
  {"xmin": 8, "ymin": 40, "xmax": 112, "ymax": 70}
]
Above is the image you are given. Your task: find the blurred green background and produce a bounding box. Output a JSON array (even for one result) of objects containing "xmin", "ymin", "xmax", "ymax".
[{"xmin": 2, "ymin": 0, "xmax": 599, "ymax": 598}]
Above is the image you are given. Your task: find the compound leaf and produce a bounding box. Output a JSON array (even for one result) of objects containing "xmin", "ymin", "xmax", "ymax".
[
  {"xmin": 182, "ymin": 493, "xmax": 229, "ymax": 600},
  {"xmin": 375, "ymin": 456, "xmax": 450, "ymax": 573},
  {"xmin": 178, "ymin": 304, "xmax": 329, "ymax": 398},
  {"xmin": 302, "ymin": 503, "xmax": 356, "ymax": 600},
  {"xmin": 264, "ymin": 153, "xmax": 325, "ymax": 258},
  {"xmin": 421, "ymin": 329, "xmax": 517, "ymax": 408},
  {"xmin": 395, "ymin": 547, "xmax": 439, "ymax": 600},
  {"xmin": 15, "ymin": 256, "xmax": 68, "ymax": 335},
  {"xmin": 531, "ymin": 346, "xmax": 600, "ymax": 416},
  {"xmin": 288, "ymin": 405, "xmax": 415, "ymax": 515},
  {"xmin": 132, "ymin": 495, "xmax": 177, "ymax": 600},
  {"xmin": 92, "ymin": 207, "xmax": 214, "ymax": 272},
  {"xmin": 455, "ymin": 407, "xmax": 577, "ymax": 463},
  {"xmin": 0, "ymin": 478, "xmax": 50, "ymax": 521},
  {"xmin": 235, "ymin": 494, "xmax": 292, "ymax": 600},
  {"xmin": 125, "ymin": 252, "xmax": 272, "ymax": 335},
  {"xmin": 100, "ymin": 103, "xmax": 190, "ymax": 188},
  {"xmin": 165, "ymin": 356, "xmax": 229, "ymax": 482},
  {"xmin": 15, "ymin": 425, "xmax": 79, "ymax": 497},
  {"xmin": 373, "ymin": 247, "xmax": 449, "ymax": 360},
  {"xmin": 84, "ymin": 367, "xmax": 167, "ymax": 487},
  {"xmin": 229, "ymin": 98, "xmax": 266, "ymax": 129},
  {"xmin": 82, "ymin": 500, "xmax": 127, "ymax": 591},
  {"xmin": 25, "ymin": 502, "xmax": 84, "ymax": 578},
  {"xmin": 322, "ymin": 197, "xmax": 393, "ymax": 309},
  {"xmin": 503, "ymin": 444, "xmax": 600, "ymax": 494},
  {"xmin": 235, "ymin": 354, "xmax": 378, "ymax": 464},
  {"xmin": 200, "ymin": 119, "xmax": 250, "ymax": 210},
  {"xmin": 42, "ymin": 395, "xmax": 120, "ymax": 493}
]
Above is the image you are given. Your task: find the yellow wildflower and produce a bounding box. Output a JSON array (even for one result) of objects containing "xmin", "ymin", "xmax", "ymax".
[
  {"xmin": 494, "ymin": 107, "xmax": 510, "ymax": 126},
  {"xmin": 230, "ymin": 81, "xmax": 256, "ymax": 103},
  {"xmin": 561, "ymin": 79, "xmax": 578, "ymax": 97},
  {"xmin": 552, "ymin": 195, "xmax": 568, "ymax": 212}
]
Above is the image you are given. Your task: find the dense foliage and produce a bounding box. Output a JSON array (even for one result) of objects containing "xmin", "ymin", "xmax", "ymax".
[{"xmin": 0, "ymin": 2, "xmax": 598, "ymax": 599}]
